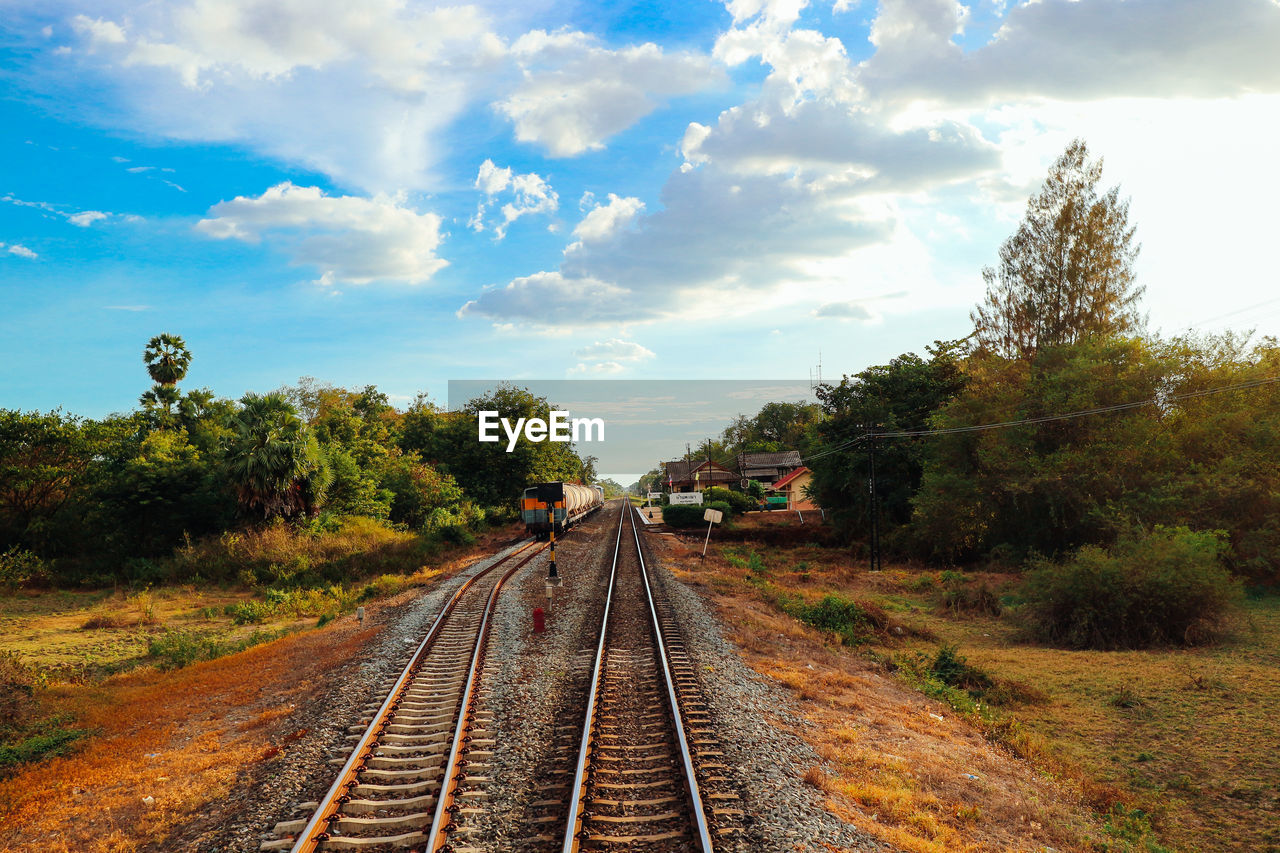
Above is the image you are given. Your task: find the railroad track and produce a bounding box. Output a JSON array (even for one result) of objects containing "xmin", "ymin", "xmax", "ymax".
[
  {"xmin": 261, "ymin": 539, "xmax": 546, "ymax": 852},
  {"xmin": 532, "ymin": 501, "xmax": 743, "ymax": 852}
]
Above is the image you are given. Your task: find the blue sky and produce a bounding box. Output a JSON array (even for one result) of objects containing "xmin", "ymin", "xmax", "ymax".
[{"xmin": 4, "ymin": 0, "xmax": 1280, "ymax": 444}]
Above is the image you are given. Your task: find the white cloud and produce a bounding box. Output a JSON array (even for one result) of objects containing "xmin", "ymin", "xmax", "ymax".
[
  {"xmin": 470, "ymin": 159, "xmax": 558, "ymax": 239},
  {"xmin": 3, "ymin": 194, "xmax": 121, "ymax": 228},
  {"xmin": 459, "ymin": 271, "xmax": 632, "ymax": 325},
  {"xmin": 65, "ymin": 3, "xmax": 724, "ymax": 191},
  {"xmin": 573, "ymin": 194, "xmax": 644, "ymax": 242},
  {"xmin": 196, "ymin": 182, "xmax": 446, "ymax": 285},
  {"xmin": 465, "ymin": 9, "xmax": 997, "ymax": 328},
  {"xmin": 568, "ymin": 360, "xmax": 626, "ymax": 375},
  {"xmin": 496, "ymin": 30, "xmax": 726, "ymax": 157},
  {"xmin": 814, "ymin": 301, "xmax": 873, "ymax": 320},
  {"xmin": 574, "ymin": 338, "xmax": 655, "ymax": 362},
  {"xmin": 2, "ymin": 243, "xmax": 38, "ymax": 259},
  {"xmin": 859, "ymin": 0, "xmax": 1280, "ymax": 107},
  {"xmin": 68, "ymin": 210, "xmax": 109, "ymax": 227}
]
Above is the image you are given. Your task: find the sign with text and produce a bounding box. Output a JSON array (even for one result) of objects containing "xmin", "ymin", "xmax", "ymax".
[
  {"xmin": 669, "ymin": 492, "xmax": 704, "ymax": 505},
  {"xmin": 703, "ymin": 508, "xmax": 723, "ymax": 524},
  {"xmin": 647, "ymin": 492, "xmax": 663, "ymax": 500}
]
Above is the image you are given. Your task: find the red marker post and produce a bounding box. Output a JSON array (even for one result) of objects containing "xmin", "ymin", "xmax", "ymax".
[{"xmin": 533, "ymin": 606, "xmax": 546, "ymax": 633}]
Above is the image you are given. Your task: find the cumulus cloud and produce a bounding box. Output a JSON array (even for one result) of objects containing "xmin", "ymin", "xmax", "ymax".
[
  {"xmin": 68, "ymin": 210, "xmax": 109, "ymax": 227},
  {"xmin": 65, "ymin": 3, "xmax": 725, "ymax": 192},
  {"xmin": 574, "ymin": 338, "xmax": 655, "ymax": 362},
  {"xmin": 573, "ymin": 194, "xmax": 644, "ymax": 242},
  {"xmin": 469, "ymin": 159, "xmax": 558, "ymax": 239},
  {"xmin": 814, "ymin": 301, "xmax": 873, "ymax": 320},
  {"xmin": 464, "ymin": 7, "xmax": 999, "ymax": 328},
  {"xmin": 196, "ymin": 182, "xmax": 446, "ymax": 285},
  {"xmin": 568, "ymin": 360, "xmax": 626, "ymax": 375},
  {"xmin": 459, "ymin": 271, "xmax": 633, "ymax": 325},
  {"xmin": 858, "ymin": 0, "xmax": 1280, "ymax": 106},
  {"xmin": 2, "ymin": 243, "xmax": 38, "ymax": 259},
  {"xmin": 495, "ymin": 30, "xmax": 726, "ymax": 156}
]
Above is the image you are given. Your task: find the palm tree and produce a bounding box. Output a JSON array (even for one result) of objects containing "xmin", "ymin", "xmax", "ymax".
[
  {"xmin": 225, "ymin": 393, "xmax": 331, "ymax": 519},
  {"xmin": 143, "ymin": 334, "xmax": 192, "ymax": 387},
  {"xmin": 140, "ymin": 383, "xmax": 182, "ymax": 427}
]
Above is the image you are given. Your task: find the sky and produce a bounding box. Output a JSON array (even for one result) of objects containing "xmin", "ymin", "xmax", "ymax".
[{"xmin": 3, "ymin": 0, "xmax": 1280, "ymax": 461}]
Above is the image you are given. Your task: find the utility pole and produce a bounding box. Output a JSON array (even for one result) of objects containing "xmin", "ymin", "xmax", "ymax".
[{"xmin": 868, "ymin": 429, "xmax": 881, "ymax": 572}]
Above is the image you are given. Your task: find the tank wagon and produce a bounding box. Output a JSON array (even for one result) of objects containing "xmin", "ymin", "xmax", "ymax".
[{"xmin": 521, "ymin": 481, "xmax": 603, "ymax": 538}]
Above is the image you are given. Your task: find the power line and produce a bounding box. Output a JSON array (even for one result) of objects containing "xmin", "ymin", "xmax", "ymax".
[
  {"xmin": 873, "ymin": 374, "xmax": 1279, "ymax": 438},
  {"xmin": 799, "ymin": 374, "xmax": 1279, "ymax": 461}
]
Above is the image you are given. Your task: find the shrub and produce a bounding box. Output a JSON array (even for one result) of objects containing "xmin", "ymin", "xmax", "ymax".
[
  {"xmin": 662, "ymin": 501, "xmax": 732, "ymax": 528},
  {"xmin": 939, "ymin": 571, "xmax": 1002, "ymax": 617},
  {"xmin": 930, "ymin": 644, "xmax": 992, "ymax": 692},
  {"xmin": 783, "ymin": 593, "xmax": 884, "ymax": 645},
  {"xmin": 0, "ymin": 651, "xmax": 38, "ymax": 728},
  {"xmin": 147, "ymin": 627, "xmax": 283, "ymax": 670},
  {"xmin": 701, "ymin": 487, "xmax": 755, "ymax": 515},
  {"xmin": 1021, "ymin": 526, "xmax": 1243, "ymax": 649},
  {"xmin": 0, "ymin": 547, "xmax": 47, "ymax": 590}
]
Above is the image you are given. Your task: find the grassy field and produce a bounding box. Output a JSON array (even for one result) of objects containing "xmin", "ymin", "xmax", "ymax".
[
  {"xmin": 0, "ymin": 523, "xmax": 523, "ymax": 851},
  {"xmin": 657, "ymin": 513, "xmax": 1279, "ymax": 852}
]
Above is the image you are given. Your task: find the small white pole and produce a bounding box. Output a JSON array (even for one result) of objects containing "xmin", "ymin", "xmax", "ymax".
[{"xmin": 702, "ymin": 520, "xmax": 714, "ymax": 558}]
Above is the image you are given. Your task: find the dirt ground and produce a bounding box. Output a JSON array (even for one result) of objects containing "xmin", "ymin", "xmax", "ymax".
[
  {"xmin": 0, "ymin": 534, "xmax": 516, "ymax": 853},
  {"xmin": 650, "ymin": 512, "xmax": 1279, "ymax": 853}
]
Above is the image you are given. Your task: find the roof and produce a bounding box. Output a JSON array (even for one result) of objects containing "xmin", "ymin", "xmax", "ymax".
[
  {"xmin": 737, "ymin": 450, "xmax": 802, "ymax": 469},
  {"xmin": 772, "ymin": 466, "xmax": 810, "ymax": 489},
  {"xmin": 662, "ymin": 459, "xmax": 734, "ymax": 483}
]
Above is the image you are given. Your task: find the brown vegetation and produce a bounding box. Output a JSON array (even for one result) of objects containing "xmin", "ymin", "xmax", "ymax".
[{"xmin": 651, "ymin": 513, "xmax": 1279, "ymax": 852}]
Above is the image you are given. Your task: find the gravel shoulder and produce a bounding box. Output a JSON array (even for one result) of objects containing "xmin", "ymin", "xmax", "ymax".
[{"xmin": 638, "ymin": 525, "xmax": 895, "ymax": 853}]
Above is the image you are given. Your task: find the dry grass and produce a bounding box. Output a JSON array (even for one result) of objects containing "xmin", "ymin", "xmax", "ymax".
[
  {"xmin": 654, "ymin": 528, "xmax": 1125, "ymax": 853},
  {"xmin": 660, "ymin": 515, "xmax": 1280, "ymax": 852},
  {"xmin": 0, "ymin": 525, "xmax": 521, "ymax": 851}
]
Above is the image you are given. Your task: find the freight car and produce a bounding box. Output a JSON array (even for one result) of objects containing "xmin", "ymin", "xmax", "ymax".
[{"xmin": 521, "ymin": 481, "xmax": 603, "ymax": 538}]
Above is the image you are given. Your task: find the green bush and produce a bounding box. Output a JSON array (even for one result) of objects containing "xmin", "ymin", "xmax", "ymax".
[
  {"xmin": 147, "ymin": 627, "xmax": 283, "ymax": 670},
  {"xmin": 662, "ymin": 501, "xmax": 732, "ymax": 528},
  {"xmin": 0, "ymin": 720, "xmax": 91, "ymax": 772},
  {"xmin": 0, "ymin": 547, "xmax": 47, "ymax": 590},
  {"xmin": 782, "ymin": 593, "xmax": 883, "ymax": 645},
  {"xmin": 1021, "ymin": 526, "xmax": 1243, "ymax": 649},
  {"xmin": 701, "ymin": 487, "xmax": 756, "ymax": 515}
]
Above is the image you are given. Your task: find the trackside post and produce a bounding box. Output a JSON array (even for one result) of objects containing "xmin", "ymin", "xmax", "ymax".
[{"xmin": 701, "ymin": 507, "xmax": 723, "ymax": 560}]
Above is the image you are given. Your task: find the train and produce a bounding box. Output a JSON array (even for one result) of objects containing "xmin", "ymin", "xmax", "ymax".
[{"xmin": 521, "ymin": 481, "xmax": 605, "ymax": 538}]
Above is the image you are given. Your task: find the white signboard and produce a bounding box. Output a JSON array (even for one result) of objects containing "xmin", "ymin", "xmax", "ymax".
[
  {"xmin": 669, "ymin": 492, "xmax": 704, "ymax": 505},
  {"xmin": 647, "ymin": 492, "xmax": 663, "ymax": 500},
  {"xmin": 703, "ymin": 508, "xmax": 723, "ymax": 524}
]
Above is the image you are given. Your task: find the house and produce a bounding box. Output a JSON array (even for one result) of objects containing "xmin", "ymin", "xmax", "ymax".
[
  {"xmin": 771, "ymin": 466, "xmax": 817, "ymax": 510},
  {"xmin": 736, "ymin": 450, "xmax": 802, "ymax": 487},
  {"xmin": 662, "ymin": 459, "xmax": 737, "ymax": 492}
]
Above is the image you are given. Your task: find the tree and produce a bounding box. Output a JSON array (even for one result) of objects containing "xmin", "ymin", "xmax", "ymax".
[
  {"xmin": 143, "ymin": 333, "xmax": 192, "ymax": 386},
  {"xmin": 225, "ymin": 393, "xmax": 331, "ymax": 519},
  {"xmin": 972, "ymin": 140, "xmax": 1142, "ymax": 359},
  {"xmin": 576, "ymin": 454, "xmax": 598, "ymax": 485},
  {"xmin": 807, "ymin": 340, "xmax": 967, "ymax": 549}
]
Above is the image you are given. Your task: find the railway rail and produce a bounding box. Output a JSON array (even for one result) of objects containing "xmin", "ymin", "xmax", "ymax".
[
  {"xmin": 546, "ymin": 501, "xmax": 743, "ymax": 852},
  {"xmin": 264, "ymin": 500, "xmax": 742, "ymax": 852},
  {"xmin": 261, "ymin": 539, "xmax": 546, "ymax": 852}
]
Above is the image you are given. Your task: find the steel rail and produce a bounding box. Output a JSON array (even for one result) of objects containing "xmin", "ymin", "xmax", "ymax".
[
  {"xmin": 425, "ymin": 543, "xmax": 545, "ymax": 850},
  {"xmin": 560, "ymin": 500, "xmax": 713, "ymax": 853},
  {"xmin": 559, "ymin": 500, "xmax": 626, "ymax": 852},
  {"xmin": 289, "ymin": 539, "xmax": 538, "ymax": 853},
  {"xmin": 629, "ymin": 501, "xmax": 715, "ymax": 853}
]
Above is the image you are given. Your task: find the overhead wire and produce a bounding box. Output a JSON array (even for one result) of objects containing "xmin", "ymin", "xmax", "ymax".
[{"xmin": 798, "ymin": 374, "xmax": 1279, "ymax": 462}]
